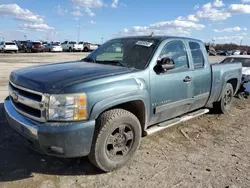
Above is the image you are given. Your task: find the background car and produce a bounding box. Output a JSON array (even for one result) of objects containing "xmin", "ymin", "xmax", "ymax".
[
  {"xmin": 16, "ymin": 40, "xmax": 29, "ymax": 52},
  {"xmin": 220, "ymin": 55, "xmax": 250, "ymax": 98},
  {"xmin": 50, "ymin": 42, "xmax": 63, "ymax": 52},
  {"xmin": 26, "ymin": 41, "xmax": 45, "ymax": 52},
  {"xmin": 233, "ymin": 50, "xmax": 241, "ymax": 55},
  {"xmin": 61, "ymin": 41, "xmax": 82, "ymax": 52},
  {"xmin": 220, "ymin": 55, "xmax": 250, "ymax": 76},
  {"xmin": 0, "ymin": 41, "xmax": 19, "ymax": 53},
  {"xmin": 216, "ymin": 50, "xmax": 230, "ymax": 56},
  {"xmin": 82, "ymin": 42, "xmax": 99, "ymax": 52}
]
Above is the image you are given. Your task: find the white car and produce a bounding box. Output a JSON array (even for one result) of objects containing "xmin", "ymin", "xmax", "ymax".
[
  {"xmin": 0, "ymin": 41, "xmax": 18, "ymax": 53},
  {"xmin": 220, "ymin": 55, "xmax": 250, "ymax": 97},
  {"xmin": 220, "ymin": 55, "xmax": 250, "ymax": 75},
  {"xmin": 82, "ymin": 42, "xmax": 99, "ymax": 52},
  {"xmin": 61, "ymin": 41, "xmax": 83, "ymax": 52},
  {"xmin": 233, "ymin": 50, "xmax": 241, "ymax": 55},
  {"xmin": 51, "ymin": 43, "xmax": 63, "ymax": 52}
]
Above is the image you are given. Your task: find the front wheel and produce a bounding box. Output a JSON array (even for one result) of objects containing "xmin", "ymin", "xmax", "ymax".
[
  {"xmin": 213, "ymin": 83, "xmax": 234, "ymax": 113},
  {"xmin": 88, "ymin": 109, "xmax": 141, "ymax": 172}
]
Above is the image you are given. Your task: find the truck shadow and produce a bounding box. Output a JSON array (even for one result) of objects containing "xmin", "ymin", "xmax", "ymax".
[{"xmin": 0, "ymin": 103, "xmax": 102, "ymax": 182}]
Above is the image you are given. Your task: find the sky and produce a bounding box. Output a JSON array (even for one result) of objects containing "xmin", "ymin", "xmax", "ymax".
[{"xmin": 0, "ymin": 0, "xmax": 250, "ymax": 45}]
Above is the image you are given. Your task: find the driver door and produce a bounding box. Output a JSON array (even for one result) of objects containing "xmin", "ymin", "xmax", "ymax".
[{"xmin": 150, "ymin": 40, "xmax": 193, "ymax": 125}]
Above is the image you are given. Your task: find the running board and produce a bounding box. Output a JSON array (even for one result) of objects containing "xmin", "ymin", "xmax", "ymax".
[{"xmin": 145, "ymin": 109, "xmax": 209, "ymax": 136}]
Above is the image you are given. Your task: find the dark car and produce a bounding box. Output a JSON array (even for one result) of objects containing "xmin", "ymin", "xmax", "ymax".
[
  {"xmin": 26, "ymin": 41, "xmax": 45, "ymax": 52},
  {"xmin": 216, "ymin": 50, "xmax": 230, "ymax": 56},
  {"xmin": 16, "ymin": 40, "xmax": 29, "ymax": 52}
]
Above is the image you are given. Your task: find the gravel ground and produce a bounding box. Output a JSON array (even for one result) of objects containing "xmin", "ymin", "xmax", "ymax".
[{"xmin": 1, "ymin": 53, "xmax": 249, "ymax": 188}]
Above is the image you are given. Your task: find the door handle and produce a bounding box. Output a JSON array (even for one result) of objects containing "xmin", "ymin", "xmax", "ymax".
[{"xmin": 183, "ymin": 76, "xmax": 192, "ymax": 82}]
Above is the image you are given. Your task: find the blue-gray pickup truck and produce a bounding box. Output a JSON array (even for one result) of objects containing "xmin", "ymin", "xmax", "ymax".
[{"xmin": 4, "ymin": 36, "xmax": 242, "ymax": 172}]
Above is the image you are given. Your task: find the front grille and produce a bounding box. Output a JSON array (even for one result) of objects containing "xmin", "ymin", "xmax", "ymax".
[
  {"xmin": 9, "ymin": 83, "xmax": 42, "ymax": 101},
  {"xmin": 9, "ymin": 81, "xmax": 47, "ymax": 122},
  {"xmin": 13, "ymin": 101, "xmax": 41, "ymax": 118}
]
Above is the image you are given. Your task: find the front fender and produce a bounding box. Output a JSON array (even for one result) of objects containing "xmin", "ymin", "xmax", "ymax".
[{"xmin": 89, "ymin": 89, "xmax": 151, "ymax": 129}]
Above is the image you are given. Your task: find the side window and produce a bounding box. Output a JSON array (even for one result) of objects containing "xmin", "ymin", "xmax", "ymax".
[
  {"xmin": 160, "ymin": 40, "xmax": 189, "ymax": 70},
  {"xmin": 189, "ymin": 42, "xmax": 205, "ymax": 69},
  {"xmin": 62, "ymin": 41, "xmax": 67, "ymax": 45}
]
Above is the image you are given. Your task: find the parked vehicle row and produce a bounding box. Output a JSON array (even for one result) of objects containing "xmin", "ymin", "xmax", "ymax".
[
  {"xmin": 0, "ymin": 40, "xmax": 100, "ymax": 53},
  {"xmin": 216, "ymin": 49, "xmax": 250, "ymax": 56}
]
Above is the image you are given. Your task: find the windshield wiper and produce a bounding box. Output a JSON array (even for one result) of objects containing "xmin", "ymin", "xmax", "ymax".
[
  {"xmin": 82, "ymin": 57, "xmax": 95, "ymax": 63},
  {"xmin": 96, "ymin": 60, "xmax": 125, "ymax": 67}
]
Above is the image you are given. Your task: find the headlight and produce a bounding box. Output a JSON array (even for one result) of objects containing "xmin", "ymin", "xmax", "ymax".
[{"xmin": 48, "ymin": 93, "xmax": 87, "ymax": 121}]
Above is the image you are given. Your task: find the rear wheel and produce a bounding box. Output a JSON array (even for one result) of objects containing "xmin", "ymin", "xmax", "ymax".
[
  {"xmin": 213, "ymin": 83, "xmax": 234, "ymax": 113},
  {"xmin": 88, "ymin": 109, "xmax": 141, "ymax": 172},
  {"xmin": 69, "ymin": 47, "xmax": 72, "ymax": 52},
  {"xmin": 83, "ymin": 47, "xmax": 89, "ymax": 52}
]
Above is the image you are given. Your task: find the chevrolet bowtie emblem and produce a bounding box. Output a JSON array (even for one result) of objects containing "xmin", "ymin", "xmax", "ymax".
[{"xmin": 12, "ymin": 91, "xmax": 18, "ymax": 102}]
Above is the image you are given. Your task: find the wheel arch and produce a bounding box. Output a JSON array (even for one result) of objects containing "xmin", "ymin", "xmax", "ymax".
[
  {"xmin": 227, "ymin": 78, "xmax": 238, "ymax": 94},
  {"xmin": 90, "ymin": 96, "xmax": 150, "ymax": 132}
]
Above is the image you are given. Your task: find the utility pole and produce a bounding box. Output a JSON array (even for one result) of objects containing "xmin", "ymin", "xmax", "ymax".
[
  {"xmin": 240, "ymin": 39, "xmax": 243, "ymax": 46},
  {"xmin": 24, "ymin": 34, "xmax": 27, "ymax": 41},
  {"xmin": 77, "ymin": 21, "xmax": 81, "ymax": 43}
]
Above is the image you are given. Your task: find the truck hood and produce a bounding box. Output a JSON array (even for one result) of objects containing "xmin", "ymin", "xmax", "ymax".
[{"xmin": 10, "ymin": 61, "xmax": 132, "ymax": 93}]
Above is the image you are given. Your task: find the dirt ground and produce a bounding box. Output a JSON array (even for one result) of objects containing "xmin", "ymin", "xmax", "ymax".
[{"xmin": 0, "ymin": 53, "xmax": 249, "ymax": 188}]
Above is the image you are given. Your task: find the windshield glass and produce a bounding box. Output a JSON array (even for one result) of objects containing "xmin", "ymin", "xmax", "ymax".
[
  {"xmin": 5, "ymin": 42, "xmax": 15, "ymax": 45},
  {"xmin": 221, "ymin": 57, "xmax": 250, "ymax": 67},
  {"xmin": 83, "ymin": 38, "xmax": 160, "ymax": 69},
  {"xmin": 52, "ymin": 43, "xmax": 60, "ymax": 46},
  {"xmin": 33, "ymin": 42, "xmax": 41, "ymax": 45}
]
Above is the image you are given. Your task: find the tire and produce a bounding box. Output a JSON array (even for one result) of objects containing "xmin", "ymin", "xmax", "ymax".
[
  {"xmin": 213, "ymin": 83, "xmax": 234, "ymax": 114},
  {"xmin": 88, "ymin": 109, "xmax": 142, "ymax": 172},
  {"xmin": 15, "ymin": 50, "xmax": 18, "ymax": 53},
  {"xmin": 69, "ymin": 47, "xmax": 72, "ymax": 52},
  {"xmin": 83, "ymin": 47, "xmax": 89, "ymax": 52}
]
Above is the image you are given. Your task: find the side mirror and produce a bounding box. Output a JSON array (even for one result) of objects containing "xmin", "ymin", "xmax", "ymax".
[{"xmin": 155, "ymin": 57, "xmax": 175, "ymax": 72}]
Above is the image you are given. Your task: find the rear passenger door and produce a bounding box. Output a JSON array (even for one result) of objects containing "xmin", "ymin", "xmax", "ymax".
[{"xmin": 188, "ymin": 41, "xmax": 211, "ymax": 111}]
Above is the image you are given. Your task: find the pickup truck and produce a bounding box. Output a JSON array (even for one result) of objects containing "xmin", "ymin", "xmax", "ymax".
[
  {"xmin": 4, "ymin": 36, "xmax": 242, "ymax": 172},
  {"xmin": 61, "ymin": 41, "xmax": 83, "ymax": 52}
]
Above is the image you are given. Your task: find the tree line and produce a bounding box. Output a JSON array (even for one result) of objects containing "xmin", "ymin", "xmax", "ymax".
[{"xmin": 204, "ymin": 42, "xmax": 249, "ymax": 51}]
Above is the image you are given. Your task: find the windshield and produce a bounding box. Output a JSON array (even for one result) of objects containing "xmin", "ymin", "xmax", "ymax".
[
  {"xmin": 5, "ymin": 42, "xmax": 15, "ymax": 45},
  {"xmin": 221, "ymin": 57, "xmax": 250, "ymax": 67},
  {"xmin": 83, "ymin": 38, "xmax": 160, "ymax": 69},
  {"xmin": 52, "ymin": 43, "xmax": 60, "ymax": 46},
  {"xmin": 33, "ymin": 42, "xmax": 41, "ymax": 45}
]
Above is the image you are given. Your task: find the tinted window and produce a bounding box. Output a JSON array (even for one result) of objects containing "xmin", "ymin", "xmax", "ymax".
[
  {"xmin": 69, "ymin": 41, "xmax": 76, "ymax": 44},
  {"xmin": 79, "ymin": 42, "xmax": 84, "ymax": 44},
  {"xmin": 6, "ymin": 42, "xmax": 16, "ymax": 45},
  {"xmin": 189, "ymin": 42, "xmax": 205, "ymax": 69},
  {"xmin": 160, "ymin": 40, "xmax": 189, "ymax": 70},
  {"xmin": 33, "ymin": 42, "xmax": 41, "ymax": 45}
]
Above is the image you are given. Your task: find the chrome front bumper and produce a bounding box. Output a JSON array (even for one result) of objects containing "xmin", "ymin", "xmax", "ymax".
[{"xmin": 4, "ymin": 97, "xmax": 96, "ymax": 158}]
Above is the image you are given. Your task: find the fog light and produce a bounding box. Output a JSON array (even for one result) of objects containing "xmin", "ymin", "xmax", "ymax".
[{"xmin": 50, "ymin": 146, "xmax": 64, "ymax": 154}]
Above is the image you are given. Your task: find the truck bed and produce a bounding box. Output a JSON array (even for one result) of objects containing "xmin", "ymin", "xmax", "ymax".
[{"xmin": 207, "ymin": 63, "xmax": 242, "ymax": 105}]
